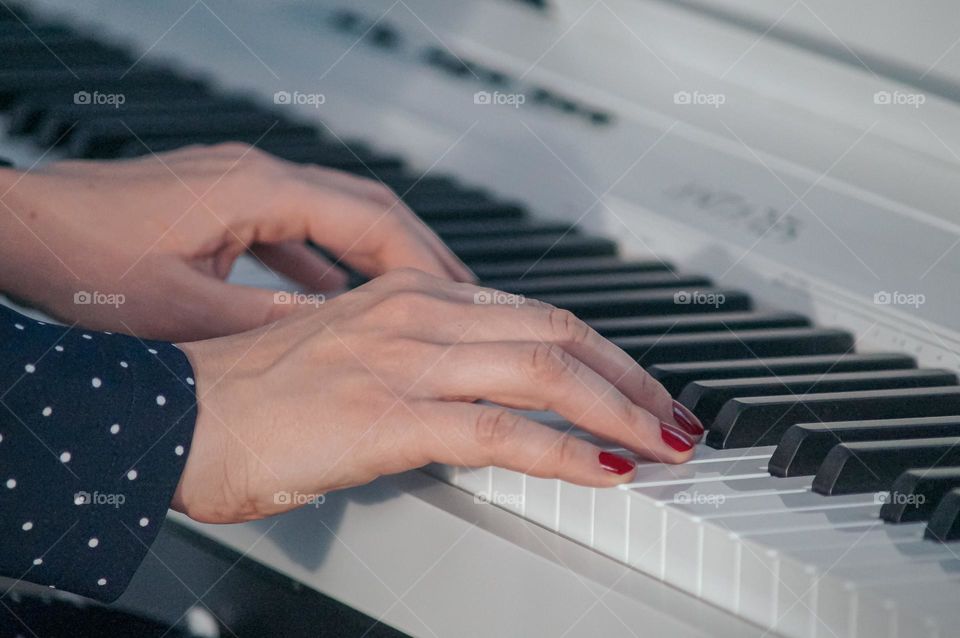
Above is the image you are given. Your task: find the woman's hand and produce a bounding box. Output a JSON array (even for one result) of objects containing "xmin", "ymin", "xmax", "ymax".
[
  {"xmin": 173, "ymin": 269, "xmax": 703, "ymax": 524},
  {"xmin": 0, "ymin": 143, "xmax": 472, "ymax": 341}
]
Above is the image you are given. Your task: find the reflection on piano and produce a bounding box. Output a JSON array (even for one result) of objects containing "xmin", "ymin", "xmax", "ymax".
[{"xmin": 4, "ymin": 0, "xmax": 960, "ymax": 636}]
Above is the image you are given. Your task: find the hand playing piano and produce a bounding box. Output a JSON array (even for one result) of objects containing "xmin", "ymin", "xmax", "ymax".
[
  {"xmin": 0, "ymin": 143, "xmax": 474, "ymax": 341},
  {"xmin": 173, "ymin": 268, "xmax": 703, "ymax": 523}
]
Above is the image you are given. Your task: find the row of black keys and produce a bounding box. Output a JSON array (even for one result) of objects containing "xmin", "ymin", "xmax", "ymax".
[{"xmin": 6, "ymin": 7, "xmax": 960, "ymax": 541}]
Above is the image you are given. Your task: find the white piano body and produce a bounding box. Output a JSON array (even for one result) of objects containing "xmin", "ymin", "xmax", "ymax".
[{"xmin": 7, "ymin": 0, "xmax": 960, "ymax": 636}]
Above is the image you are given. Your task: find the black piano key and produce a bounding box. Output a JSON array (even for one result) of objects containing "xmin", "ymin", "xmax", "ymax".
[
  {"xmin": 383, "ymin": 174, "xmax": 465, "ymax": 195},
  {"xmin": 0, "ymin": 44, "xmax": 129, "ymax": 70},
  {"xmin": 535, "ymin": 288, "xmax": 750, "ymax": 320},
  {"xmin": 649, "ymin": 352, "xmax": 917, "ymax": 398},
  {"xmin": 263, "ymin": 143, "xmax": 405, "ymax": 170},
  {"xmin": 616, "ymin": 327, "xmax": 852, "ymax": 368},
  {"xmin": 880, "ymin": 467, "xmax": 960, "ymax": 523},
  {"xmin": 590, "ymin": 311, "xmax": 810, "ymax": 338},
  {"xmin": 450, "ymin": 235, "xmax": 618, "ymax": 264},
  {"xmin": 0, "ymin": 67, "xmax": 205, "ymax": 108},
  {"xmin": 411, "ymin": 199, "xmax": 527, "ymax": 222},
  {"xmin": 471, "ymin": 257, "xmax": 671, "ymax": 280},
  {"xmin": 484, "ymin": 271, "xmax": 710, "ymax": 296},
  {"xmin": 686, "ymin": 368, "xmax": 957, "ymax": 429},
  {"xmin": 770, "ymin": 415, "xmax": 960, "ymax": 478},
  {"xmin": 709, "ymin": 386, "xmax": 960, "ymax": 449},
  {"xmin": 813, "ymin": 437, "xmax": 960, "ymax": 495},
  {"xmin": 67, "ymin": 114, "xmax": 315, "ymax": 158},
  {"xmin": 430, "ymin": 219, "xmax": 572, "ymax": 240},
  {"xmin": 925, "ymin": 489, "xmax": 960, "ymax": 542}
]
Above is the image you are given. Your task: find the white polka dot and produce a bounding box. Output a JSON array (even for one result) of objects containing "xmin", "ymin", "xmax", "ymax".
[
  {"xmin": 186, "ymin": 377, "xmax": 195, "ymax": 386},
  {"xmin": 148, "ymin": 348, "xmax": 157, "ymax": 355},
  {"xmin": 14, "ymin": 323, "xmax": 24, "ymax": 330},
  {"xmin": 54, "ymin": 345, "xmax": 64, "ymax": 352},
  {"xmin": 42, "ymin": 407, "xmax": 52, "ymax": 417},
  {"xmin": 91, "ymin": 377, "xmax": 102, "ymax": 388},
  {"xmin": 24, "ymin": 364, "xmax": 35, "ymax": 373},
  {"xmin": 139, "ymin": 517, "xmax": 149, "ymax": 527},
  {"xmin": 97, "ymin": 578, "xmax": 106, "ymax": 586},
  {"xmin": 87, "ymin": 538, "xmax": 99, "ymax": 548},
  {"xmin": 110, "ymin": 424, "xmax": 120, "ymax": 435},
  {"xmin": 21, "ymin": 521, "xmax": 33, "ymax": 531},
  {"xmin": 120, "ymin": 361, "xmax": 128, "ymax": 368},
  {"xmin": 156, "ymin": 395, "xmax": 166, "ymax": 406},
  {"xmin": 175, "ymin": 445, "xmax": 184, "ymax": 456},
  {"xmin": 127, "ymin": 469, "xmax": 138, "ymax": 481},
  {"xmin": 6, "ymin": 478, "xmax": 16, "ymax": 489},
  {"xmin": 82, "ymin": 334, "xmax": 92, "ymax": 340},
  {"xmin": 59, "ymin": 451, "xmax": 71, "ymax": 463},
  {"xmin": 32, "ymin": 558, "xmax": 42, "ymax": 566}
]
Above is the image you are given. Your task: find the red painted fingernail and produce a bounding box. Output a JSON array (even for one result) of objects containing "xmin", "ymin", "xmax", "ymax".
[
  {"xmin": 661, "ymin": 422, "xmax": 695, "ymax": 452},
  {"xmin": 599, "ymin": 451, "xmax": 636, "ymax": 475},
  {"xmin": 672, "ymin": 400, "xmax": 705, "ymax": 437}
]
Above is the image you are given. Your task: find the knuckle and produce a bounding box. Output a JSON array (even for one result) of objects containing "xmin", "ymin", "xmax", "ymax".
[
  {"xmin": 526, "ymin": 342, "xmax": 574, "ymax": 384},
  {"xmin": 547, "ymin": 307, "xmax": 591, "ymax": 344},
  {"xmin": 554, "ymin": 434, "xmax": 580, "ymax": 472},
  {"xmin": 474, "ymin": 409, "xmax": 523, "ymax": 450},
  {"xmin": 368, "ymin": 288, "xmax": 435, "ymax": 322}
]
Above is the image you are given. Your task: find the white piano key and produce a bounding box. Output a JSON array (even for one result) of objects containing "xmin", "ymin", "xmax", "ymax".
[
  {"xmin": 593, "ymin": 487, "xmax": 630, "ymax": 562},
  {"xmin": 523, "ymin": 475, "xmax": 560, "ymax": 530},
  {"xmin": 557, "ymin": 482, "xmax": 595, "ymax": 546},
  {"xmin": 489, "ymin": 467, "xmax": 526, "ymax": 515}
]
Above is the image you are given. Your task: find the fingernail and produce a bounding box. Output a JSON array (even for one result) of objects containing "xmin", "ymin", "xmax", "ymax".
[
  {"xmin": 661, "ymin": 422, "xmax": 695, "ymax": 452},
  {"xmin": 599, "ymin": 451, "xmax": 636, "ymax": 475},
  {"xmin": 672, "ymin": 400, "xmax": 705, "ymax": 437}
]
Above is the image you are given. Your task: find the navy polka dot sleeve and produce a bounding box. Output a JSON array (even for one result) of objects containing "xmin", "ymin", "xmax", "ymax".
[{"xmin": 0, "ymin": 304, "xmax": 197, "ymax": 602}]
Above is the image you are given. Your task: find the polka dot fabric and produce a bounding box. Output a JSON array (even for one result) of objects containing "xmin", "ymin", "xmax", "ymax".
[{"xmin": 0, "ymin": 304, "xmax": 197, "ymax": 602}]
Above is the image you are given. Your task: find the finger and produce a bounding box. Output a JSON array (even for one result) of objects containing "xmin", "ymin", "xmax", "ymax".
[
  {"xmin": 409, "ymin": 401, "xmax": 639, "ymax": 487},
  {"xmin": 420, "ymin": 342, "xmax": 695, "ymax": 460},
  {"xmin": 249, "ymin": 240, "xmax": 349, "ymax": 291}
]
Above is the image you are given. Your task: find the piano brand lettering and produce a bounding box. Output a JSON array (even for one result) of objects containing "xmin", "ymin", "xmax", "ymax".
[
  {"xmin": 273, "ymin": 291, "xmax": 326, "ymax": 307},
  {"xmin": 73, "ymin": 491, "xmax": 125, "ymax": 508},
  {"xmin": 474, "ymin": 491, "xmax": 524, "ymax": 508},
  {"xmin": 673, "ymin": 290, "xmax": 726, "ymax": 308},
  {"xmin": 873, "ymin": 90, "xmax": 926, "ymax": 108},
  {"xmin": 73, "ymin": 290, "xmax": 125, "ymax": 308},
  {"xmin": 473, "ymin": 91, "xmax": 525, "ymax": 108},
  {"xmin": 273, "ymin": 91, "xmax": 326, "ymax": 108},
  {"xmin": 673, "ymin": 90, "xmax": 725, "ymax": 108},
  {"xmin": 273, "ymin": 491, "xmax": 325, "ymax": 508},
  {"xmin": 873, "ymin": 291, "xmax": 925, "ymax": 308},
  {"xmin": 72, "ymin": 90, "xmax": 125, "ymax": 108},
  {"xmin": 663, "ymin": 182, "xmax": 802, "ymax": 243},
  {"xmin": 473, "ymin": 290, "xmax": 525, "ymax": 307}
]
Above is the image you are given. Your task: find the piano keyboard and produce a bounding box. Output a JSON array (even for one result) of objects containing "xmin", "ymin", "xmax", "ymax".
[{"xmin": 4, "ymin": 4, "xmax": 960, "ymax": 637}]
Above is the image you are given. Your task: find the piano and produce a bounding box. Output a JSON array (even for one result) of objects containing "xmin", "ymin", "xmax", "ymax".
[{"xmin": 3, "ymin": 0, "xmax": 960, "ymax": 636}]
